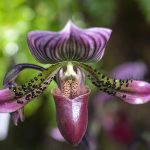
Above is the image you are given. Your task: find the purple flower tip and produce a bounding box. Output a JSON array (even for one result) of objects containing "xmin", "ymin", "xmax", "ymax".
[
  {"xmin": 0, "ymin": 88, "xmax": 30, "ymax": 113},
  {"xmin": 27, "ymin": 20, "xmax": 112, "ymax": 64},
  {"xmin": 116, "ymin": 80, "xmax": 150, "ymax": 104}
]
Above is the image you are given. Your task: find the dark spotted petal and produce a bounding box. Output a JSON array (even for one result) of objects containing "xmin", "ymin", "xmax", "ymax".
[
  {"xmin": 0, "ymin": 63, "xmax": 64, "ymax": 113},
  {"xmin": 75, "ymin": 62, "xmax": 150, "ymax": 104},
  {"xmin": 1, "ymin": 64, "xmax": 45, "ymax": 125},
  {"xmin": 27, "ymin": 20, "xmax": 112, "ymax": 63},
  {"xmin": 94, "ymin": 61, "xmax": 149, "ymax": 104}
]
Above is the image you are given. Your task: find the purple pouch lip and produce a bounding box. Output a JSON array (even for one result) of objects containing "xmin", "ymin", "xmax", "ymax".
[{"xmin": 52, "ymin": 87, "xmax": 90, "ymax": 146}]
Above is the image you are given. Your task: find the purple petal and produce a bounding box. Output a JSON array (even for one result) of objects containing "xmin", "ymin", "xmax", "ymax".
[
  {"xmin": 49, "ymin": 128, "xmax": 65, "ymax": 142},
  {"xmin": 11, "ymin": 109, "xmax": 24, "ymax": 126},
  {"xmin": 0, "ymin": 88, "xmax": 30, "ymax": 113},
  {"xmin": 0, "ymin": 88, "xmax": 15, "ymax": 102},
  {"xmin": 111, "ymin": 61, "xmax": 148, "ymax": 80},
  {"xmin": 27, "ymin": 20, "xmax": 111, "ymax": 63},
  {"xmin": 116, "ymin": 80, "xmax": 150, "ymax": 104},
  {"xmin": 51, "ymin": 86, "xmax": 90, "ymax": 146}
]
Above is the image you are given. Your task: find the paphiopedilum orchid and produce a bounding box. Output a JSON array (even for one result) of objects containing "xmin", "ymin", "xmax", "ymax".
[{"xmin": 1, "ymin": 21, "xmax": 150, "ymax": 146}]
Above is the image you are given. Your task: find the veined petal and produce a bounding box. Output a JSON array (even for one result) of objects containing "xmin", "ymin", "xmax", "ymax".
[
  {"xmin": 27, "ymin": 20, "xmax": 111, "ymax": 63},
  {"xmin": 52, "ymin": 86, "xmax": 90, "ymax": 146}
]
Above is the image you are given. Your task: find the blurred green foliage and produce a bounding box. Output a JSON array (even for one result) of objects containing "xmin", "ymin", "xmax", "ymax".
[{"xmin": 136, "ymin": 0, "xmax": 150, "ymax": 23}]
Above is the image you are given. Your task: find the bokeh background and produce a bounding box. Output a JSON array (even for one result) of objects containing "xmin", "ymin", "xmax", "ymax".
[{"xmin": 0, "ymin": 0, "xmax": 150, "ymax": 150}]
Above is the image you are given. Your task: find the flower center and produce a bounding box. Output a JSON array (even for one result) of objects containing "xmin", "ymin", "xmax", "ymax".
[
  {"xmin": 62, "ymin": 78, "xmax": 80, "ymax": 99},
  {"xmin": 57, "ymin": 63, "xmax": 85, "ymax": 99}
]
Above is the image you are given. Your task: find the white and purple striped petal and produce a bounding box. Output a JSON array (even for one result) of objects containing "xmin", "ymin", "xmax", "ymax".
[{"xmin": 27, "ymin": 20, "xmax": 112, "ymax": 63}]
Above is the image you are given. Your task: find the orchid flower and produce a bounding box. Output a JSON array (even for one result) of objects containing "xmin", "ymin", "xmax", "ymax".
[{"xmin": 0, "ymin": 21, "xmax": 150, "ymax": 146}]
